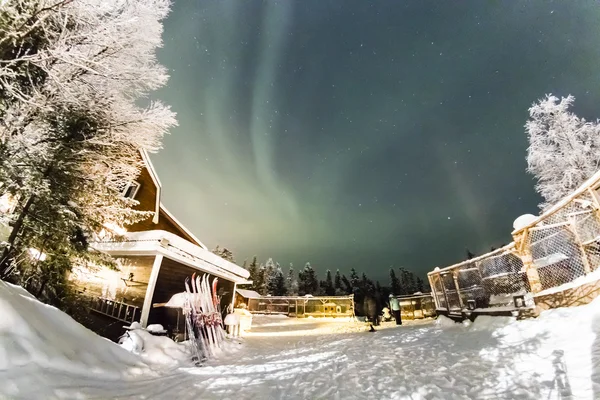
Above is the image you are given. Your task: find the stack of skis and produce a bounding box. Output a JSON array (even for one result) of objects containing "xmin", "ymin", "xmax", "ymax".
[{"xmin": 183, "ymin": 273, "xmax": 224, "ymax": 365}]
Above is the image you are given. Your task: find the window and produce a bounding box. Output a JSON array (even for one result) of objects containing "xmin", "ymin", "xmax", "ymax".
[{"xmin": 121, "ymin": 181, "xmax": 140, "ymax": 199}]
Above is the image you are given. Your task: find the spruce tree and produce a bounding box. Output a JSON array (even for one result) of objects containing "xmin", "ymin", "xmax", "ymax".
[
  {"xmin": 256, "ymin": 264, "xmax": 268, "ymax": 296},
  {"xmin": 248, "ymin": 256, "xmax": 259, "ymax": 291},
  {"xmin": 324, "ymin": 270, "xmax": 335, "ymax": 296},
  {"xmin": 287, "ymin": 264, "xmax": 298, "ymax": 295},
  {"xmin": 299, "ymin": 262, "xmax": 318, "ymax": 295},
  {"xmin": 466, "ymin": 249, "xmax": 476, "ymax": 260},
  {"xmin": 269, "ymin": 267, "xmax": 287, "ymax": 296},
  {"xmin": 389, "ymin": 268, "xmax": 401, "ymax": 296},
  {"xmin": 416, "ymin": 277, "xmax": 425, "ymax": 293},
  {"xmin": 334, "ymin": 270, "xmax": 342, "ymax": 292},
  {"xmin": 341, "ymin": 274, "xmax": 352, "ymax": 294},
  {"xmin": 212, "ymin": 245, "xmax": 235, "ymax": 263},
  {"xmin": 407, "ymin": 273, "xmax": 417, "ymax": 295},
  {"xmin": 264, "ymin": 258, "xmax": 276, "ymax": 294},
  {"xmin": 349, "ymin": 268, "xmax": 360, "ymax": 295}
]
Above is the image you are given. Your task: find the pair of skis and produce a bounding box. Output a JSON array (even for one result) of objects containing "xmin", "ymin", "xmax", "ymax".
[
  {"xmin": 184, "ymin": 276, "xmax": 207, "ymax": 365},
  {"xmin": 183, "ymin": 273, "xmax": 225, "ymax": 363}
]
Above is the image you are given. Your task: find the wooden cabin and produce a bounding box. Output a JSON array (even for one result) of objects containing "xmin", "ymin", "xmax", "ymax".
[{"xmin": 70, "ymin": 149, "xmax": 250, "ymax": 340}]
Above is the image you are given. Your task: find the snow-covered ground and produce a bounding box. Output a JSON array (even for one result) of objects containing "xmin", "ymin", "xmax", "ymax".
[{"xmin": 2, "ymin": 280, "xmax": 600, "ymax": 399}]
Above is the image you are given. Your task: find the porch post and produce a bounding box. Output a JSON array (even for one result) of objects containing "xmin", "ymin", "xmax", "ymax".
[
  {"xmin": 140, "ymin": 254, "xmax": 164, "ymax": 328},
  {"xmin": 230, "ymin": 282, "xmax": 237, "ymax": 312}
]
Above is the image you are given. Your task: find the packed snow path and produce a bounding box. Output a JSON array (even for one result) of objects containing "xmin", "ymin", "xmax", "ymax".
[{"xmin": 2, "ymin": 281, "xmax": 600, "ymax": 399}]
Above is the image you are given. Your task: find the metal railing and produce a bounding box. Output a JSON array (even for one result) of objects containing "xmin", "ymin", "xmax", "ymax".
[{"xmin": 245, "ymin": 295, "xmax": 355, "ymax": 318}]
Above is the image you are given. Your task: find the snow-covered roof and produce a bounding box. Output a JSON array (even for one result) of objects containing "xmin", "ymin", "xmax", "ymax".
[
  {"xmin": 92, "ymin": 230, "xmax": 250, "ymax": 283},
  {"xmin": 159, "ymin": 203, "xmax": 207, "ymax": 250},
  {"xmin": 236, "ymin": 289, "xmax": 261, "ymax": 299}
]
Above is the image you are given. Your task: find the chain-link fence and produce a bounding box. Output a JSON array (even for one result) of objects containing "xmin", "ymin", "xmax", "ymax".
[
  {"xmin": 516, "ymin": 187, "xmax": 600, "ymax": 296},
  {"xmin": 428, "ymin": 244, "xmax": 529, "ymax": 314},
  {"xmin": 428, "ymin": 170, "xmax": 600, "ymax": 315},
  {"xmin": 397, "ymin": 294, "xmax": 436, "ymax": 320}
]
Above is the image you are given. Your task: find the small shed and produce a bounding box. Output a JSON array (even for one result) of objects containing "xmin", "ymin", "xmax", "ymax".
[{"xmin": 235, "ymin": 289, "xmax": 261, "ymax": 309}]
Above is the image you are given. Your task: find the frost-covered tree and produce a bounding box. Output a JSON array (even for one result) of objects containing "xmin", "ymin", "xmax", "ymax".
[
  {"xmin": 247, "ymin": 256, "xmax": 259, "ymax": 291},
  {"xmin": 526, "ymin": 94, "xmax": 600, "ymax": 209},
  {"xmin": 349, "ymin": 268, "xmax": 360, "ymax": 295},
  {"xmin": 268, "ymin": 266, "xmax": 287, "ymax": 296},
  {"xmin": 334, "ymin": 269, "xmax": 344, "ymax": 295},
  {"xmin": 264, "ymin": 258, "xmax": 275, "ymax": 293},
  {"xmin": 341, "ymin": 274, "xmax": 352, "ymax": 294},
  {"xmin": 265, "ymin": 259, "xmax": 280, "ymax": 295},
  {"xmin": 389, "ymin": 268, "xmax": 401, "ymax": 296},
  {"xmin": 298, "ymin": 262, "xmax": 318, "ymax": 296},
  {"xmin": 212, "ymin": 245, "xmax": 235, "ymax": 263},
  {"xmin": 286, "ymin": 263, "xmax": 298, "ymax": 295},
  {"xmin": 0, "ymin": 0, "xmax": 176, "ymax": 303},
  {"xmin": 416, "ymin": 277, "xmax": 425, "ymax": 293},
  {"xmin": 255, "ymin": 263, "xmax": 268, "ymax": 296}
]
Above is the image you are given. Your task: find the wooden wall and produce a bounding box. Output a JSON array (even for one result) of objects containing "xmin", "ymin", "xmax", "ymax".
[
  {"xmin": 126, "ymin": 167, "xmax": 201, "ymax": 246},
  {"xmin": 148, "ymin": 257, "xmax": 235, "ymax": 334},
  {"xmin": 70, "ymin": 256, "xmax": 155, "ymax": 308},
  {"xmin": 126, "ymin": 167, "xmax": 158, "ymax": 232}
]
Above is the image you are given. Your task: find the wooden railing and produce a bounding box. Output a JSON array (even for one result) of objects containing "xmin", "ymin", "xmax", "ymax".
[{"xmin": 88, "ymin": 296, "xmax": 140, "ymax": 324}]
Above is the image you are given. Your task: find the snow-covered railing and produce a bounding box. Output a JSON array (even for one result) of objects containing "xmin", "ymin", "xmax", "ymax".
[
  {"xmin": 92, "ymin": 230, "xmax": 250, "ymax": 283},
  {"xmin": 428, "ymin": 169, "xmax": 600, "ymax": 314},
  {"xmin": 88, "ymin": 296, "xmax": 140, "ymax": 324}
]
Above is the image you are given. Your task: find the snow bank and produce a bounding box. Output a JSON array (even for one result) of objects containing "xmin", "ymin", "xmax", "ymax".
[
  {"xmin": 434, "ymin": 315, "xmax": 459, "ymax": 328},
  {"xmin": 0, "ymin": 281, "xmax": 146, "ymax": 378},
  {"xmin": 4, "ymin": 277, "xmax": 600, "ymax": 399},
  {"xmin": 120, "ymin": 329, "xmax": 191, "ymax": 368},
  {"xmin": 468, "ymin": 315, "xmax": 516, "ymax": 332},
  {"xmin": 0, "ymin": 281, "xmax": 202, "ymax": 398}
]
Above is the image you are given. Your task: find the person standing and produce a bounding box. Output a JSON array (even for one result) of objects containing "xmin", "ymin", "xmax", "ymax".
[
  {"xmin": 389, "ymin": 294, "xmax": 402, "ymax": 325},
  {"xmin": 363, "ymin": 294, "xmax": 379, "ymax": 326}
]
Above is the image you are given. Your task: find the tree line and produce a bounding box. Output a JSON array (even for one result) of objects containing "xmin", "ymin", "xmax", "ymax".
[{"xmin": 212, "ymin": 247, "xmax": 428, "ymax": 309}]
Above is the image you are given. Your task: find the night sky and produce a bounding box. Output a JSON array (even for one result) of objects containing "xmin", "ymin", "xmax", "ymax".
[{"xmin": 151, "ymin": 1, "xmax": 600, "ymax": 282}]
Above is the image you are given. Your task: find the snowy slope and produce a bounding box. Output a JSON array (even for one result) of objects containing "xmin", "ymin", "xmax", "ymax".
[
  {"xmin": 2, "ymin": 279, "xmax": 600, "ymax": 399},
  {"xmin": 0, "ymin": 281, "xmax": 193, "ymax": 399}
]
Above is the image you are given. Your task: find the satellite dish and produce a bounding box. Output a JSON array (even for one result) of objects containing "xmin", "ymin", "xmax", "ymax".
[{"xmin": 513, "ymin": 214, "xmax": 537, "ymax": 231}]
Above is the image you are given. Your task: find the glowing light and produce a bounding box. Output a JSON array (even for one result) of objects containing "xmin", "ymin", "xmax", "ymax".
[
  {"xmin": 28, "ymin": 248, "xmax": 47, "ymax": 262},
  {"xmin": 0, "ymin": 193, "xmax": 17, "ymax": 214}
]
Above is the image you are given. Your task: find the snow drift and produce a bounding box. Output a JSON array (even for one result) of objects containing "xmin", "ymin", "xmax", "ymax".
[
  {"xmin": 0, "ymin": 281, "xmax": 146, "ymax": 377},
  {"xmin": 3, "ymin": 278, "xmax": 600, "ymax": 399},
  {"xmin": 0, "ymin": 281, "xmax": 196, "ymax": 399}
]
